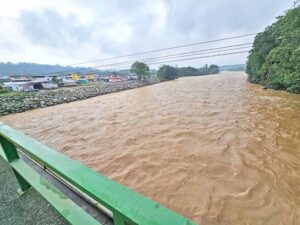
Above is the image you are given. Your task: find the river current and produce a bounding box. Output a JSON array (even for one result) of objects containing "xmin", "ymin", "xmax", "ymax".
[{"xmin": 2, "ymin": 72, "xmax": 300, "ymax": 224}]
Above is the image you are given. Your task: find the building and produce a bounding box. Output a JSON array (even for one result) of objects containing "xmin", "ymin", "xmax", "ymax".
[
  {"xmin": 78, "ymin": 79, "xmax": 88, "ymax": 84},
  {"xmin": 70, "ymin": 73, "xmax": 80, "ymax": 81},
  {"xmin": 9, "ymin": 76, "xmax": 31, "ymax": 82},
  {"xmin": 4, "ymin": 81, "xmax": 35, "ymax": 92},
  {"xmin": 126, "ymin": 75, "xmax": 138, "ymax": 80},
  {"xmin": 31, "ymin": 76, "xmax": 58, "ymax": 90},
  {"xmin": 41, "ymin": 82, "xmax": 58, "ymax": 89},
  {"xmin": 3, "ymin": 76, "xmax": 34, "ymax": 92},
  {"xmin": 59, "ymin": 79, "xmax": 77, "ymax": 87},
  {"xmin": 32, "ymin": 77, "xmax": 52, "ymax": 83},
  {"xmin": 109, "ymin": 74, "xmax": 123, "ymax": 82},
  {"xmin": 86, "ymin": 74, "xmax": 96, "ymax": 82}
]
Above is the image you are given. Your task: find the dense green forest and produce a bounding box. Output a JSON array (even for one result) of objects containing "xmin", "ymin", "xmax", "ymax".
[
  {"xmin": 157, "ymin": 64, "xmax": 219, "ymax": 81},
  {"xmin": 247, "ymin": 4, "xmax": 300, "ymax": 93}
]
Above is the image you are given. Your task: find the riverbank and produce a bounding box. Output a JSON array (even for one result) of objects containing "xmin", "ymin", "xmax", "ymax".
[
  {"xmin": 0, "ymin": 80, "xmax": 159, "ymax": 116},
  {"xmin": 248, "ymin": 79, "xmax": 300, "ymax": 94}
]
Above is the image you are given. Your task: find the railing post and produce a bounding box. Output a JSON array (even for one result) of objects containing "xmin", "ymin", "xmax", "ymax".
[
  {"xmin": 0, "ymin": 136, "xmax": 31, "ymax": 194},
  {"xmin": 0, "ymin": 136, "xmax": 19, "ymax": 162},
  {"xmin": 113, "ymin": 212, "xmax": 127, "ymax": 225},
  {"xmin": 113, "ymin": 213, "xmax": 137, "ymax": 225}
]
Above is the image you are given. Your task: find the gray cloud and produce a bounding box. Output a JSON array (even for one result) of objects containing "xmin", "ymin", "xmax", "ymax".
[
  {"xmin": 0, "ymin": 0, "xmax": 295, "ymax": 66},
  {"xmin": 164, "ymin": 0, "xmax": 293, "ymax": 39},
  {"xmin": 19, "ymin": 9, "xmax": 91, "ymax": 48}
]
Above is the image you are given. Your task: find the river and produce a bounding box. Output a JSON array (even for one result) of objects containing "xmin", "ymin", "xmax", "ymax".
[{"xmin": 1, "ymin": 72, "xmax": 300, "ymax": 224}]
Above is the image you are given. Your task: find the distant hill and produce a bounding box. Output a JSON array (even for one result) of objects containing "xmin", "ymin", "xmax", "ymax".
[
  {"xmin": 0, "ymin": 62, "xmax": 102, "ymax": 77},
  {"xmin": 219, "ymin": 64, "xmax": 246, "ymax": 72}
]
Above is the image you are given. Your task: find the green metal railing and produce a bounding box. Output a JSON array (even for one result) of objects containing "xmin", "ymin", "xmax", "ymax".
[{"xmin": 0, "ymin": 122, "xmax": 197, "ymax": 225}]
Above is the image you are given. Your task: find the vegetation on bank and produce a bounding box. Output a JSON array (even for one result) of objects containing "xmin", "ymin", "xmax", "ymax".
[
  {"xmin": 0, "ymin": 84, "xmax": 17, "ymax": 95},
  {"xmin": 157, "ymin": 64, "xmax": 220, "ymax": 81},
  {"xmin": 130, "ymin": 62, "xmax": 150, "ymax": 80},
  {"xmin": 0, "ymin": 91, "xmax": 23, "ymax": 97},
  {"xmin": 246, "ymin": 3, "xmax": 300, "ymax": 93},
  {"xmin": 129, "ymin": 61, "xmax": 219, "ymax": 81}
]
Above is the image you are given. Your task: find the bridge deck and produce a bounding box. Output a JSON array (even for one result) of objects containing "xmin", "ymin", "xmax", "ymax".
[
  {"xmin": 0, "ymin": 153, "xmax": 113, "ymax": 225},
  {"xmin": 0, "ymin": 156, "xmax": 66, "ymax": 225}
]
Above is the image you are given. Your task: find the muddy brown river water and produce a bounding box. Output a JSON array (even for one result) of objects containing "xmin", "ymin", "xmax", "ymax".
[{"xmin": 1, "ymin": 72, "xmax": 300, "ymax": 224}]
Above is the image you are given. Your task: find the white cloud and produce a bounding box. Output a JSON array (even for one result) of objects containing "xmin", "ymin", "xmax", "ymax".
[{"xmin": 0, "ymin": 0, "xmax": 295, "ymax": 68}]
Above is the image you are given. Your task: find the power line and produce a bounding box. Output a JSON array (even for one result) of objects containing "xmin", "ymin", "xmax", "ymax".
[
  {"xmin": 68, "ymin": 33, "xmax": 257, "ymax": 66},
  {"xmin": 51, "ymin": 50, "xmax": 249, "ymax": 75},
  {"xmin": 143, "ymin": 43, "xmax": 252, "ymax": 59},
  {"xmin": 108, "ymin": 51, "xmax": 250, "ymax": 70},
  {"xmin": 42, "ymin": 43, "xmax": 253, "ymax": 75},
  {"xmin": 91, "ymin": 45, "xmax": 251, "ymax": 69},
  {"xmin": 33, "ymin": 33, "xmax": 258, "ymax": 76},
  {"xmin": 56, "ymin": 50, "xmax": 248, "ymax": 74}
]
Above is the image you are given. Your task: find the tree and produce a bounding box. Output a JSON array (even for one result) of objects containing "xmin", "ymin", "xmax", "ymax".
[
  {"xmin": 130, "ymin": 61, "xmax": 150, "ymax": 80},
  {"xmin": 247, "ymin": 5, "xmax": 300, "ymax": 93},
  {"xmin": 157, "ymin": 65, "xmax": 178, "ymax": 81},
  {"xmin": 52, "ymin": 76, "xmax": 60, "ymax": 83},
  {"xmin": 177, "ymin": 66, "xmax": 199, "ymax": 76},
  {"xmin": 176, "ymin": 65, "xmax": 219, "ymax": 77},
  {"xmin": 208, "ymin": 65, "xmax": 220, "ymax": 74}
]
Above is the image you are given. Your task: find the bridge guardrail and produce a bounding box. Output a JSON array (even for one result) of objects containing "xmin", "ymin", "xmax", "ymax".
[{"xmin": 0, "ymin": 122, "xmax": 197, "ymax": 225}]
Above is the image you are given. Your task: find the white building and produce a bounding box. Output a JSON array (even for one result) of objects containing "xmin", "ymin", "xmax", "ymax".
[
  {"xmin": 41, "ymin": 83, "xmax": 58, "ymax": 89},
  {"xmin": 60, "ymin": 79, "xmax": 77, "ymax": 86},
  {"xmin": 33, "ymin": 77, "xmax": 52, "ymax": 83},
  {"xmin": 4, "ymin": 82, "xmax": 34, "ymax": 92}
]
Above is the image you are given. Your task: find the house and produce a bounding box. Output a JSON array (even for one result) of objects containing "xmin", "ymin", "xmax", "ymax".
[
  {"xmin": 31, "ymin": 76, "xmax": 58, "ymax": 90},
  {"xmin": 86, "ymin": 74, "xmax": 96, "ymax": 82},
  {"xmin": 59, "ymin": 79, "xmax": 77, "ymax": 87},
  {"xmin": 78, "ymin": 79, "xmax": 89, "ymax": 84},
  {"xmin": 109, "ymin": 74, "xmax": 123, "ymax": 82},
  {"xmin": 4, "ymin": 81, "xmax": 35, "ymax": 92},
  {"xmin": 9, "ymin": 76, "xmax": 31, "ymax": 82},
  {"xmin": 70, "ymin": 73, "xmax": 80, "ymax": 81},
  {"xmin": 126, "ymin": 75, "xmax": 138, "ymax": 80},
  {"xmin": 41, "ymin": 82, "xmax": 58, "ymax": 89},
  {"xmin": 3, "ymin": 76, "xmax": 34, "ymax": 92},
  {"xmin": 32, "ymin": 77, "xmax": 52, "ymax": 83}
]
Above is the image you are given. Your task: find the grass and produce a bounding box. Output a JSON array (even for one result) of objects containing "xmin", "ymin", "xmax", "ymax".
[
  {"xmin": 77, "ymin": 82, "xmax": 101, "ymax": 86},
  {"xmin": 0, "ymin": 91, "xmax": 24, "ymax": 97}
]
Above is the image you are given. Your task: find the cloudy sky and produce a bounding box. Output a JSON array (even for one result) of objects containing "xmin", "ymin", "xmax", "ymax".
[{"xmin": 0, "ymin": 0, "xmax": 295, "ymax": 69}]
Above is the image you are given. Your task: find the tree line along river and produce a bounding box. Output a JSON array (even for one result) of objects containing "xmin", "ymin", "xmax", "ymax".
[{"xmin": 1, "ymin": 72, "xmax": 300, "ymax": 225}]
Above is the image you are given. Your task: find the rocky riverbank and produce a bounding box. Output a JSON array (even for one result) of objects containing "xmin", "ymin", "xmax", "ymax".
[{"xmin": 0, "ymin": 80, "xmax": 158, "ymax": 116}]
